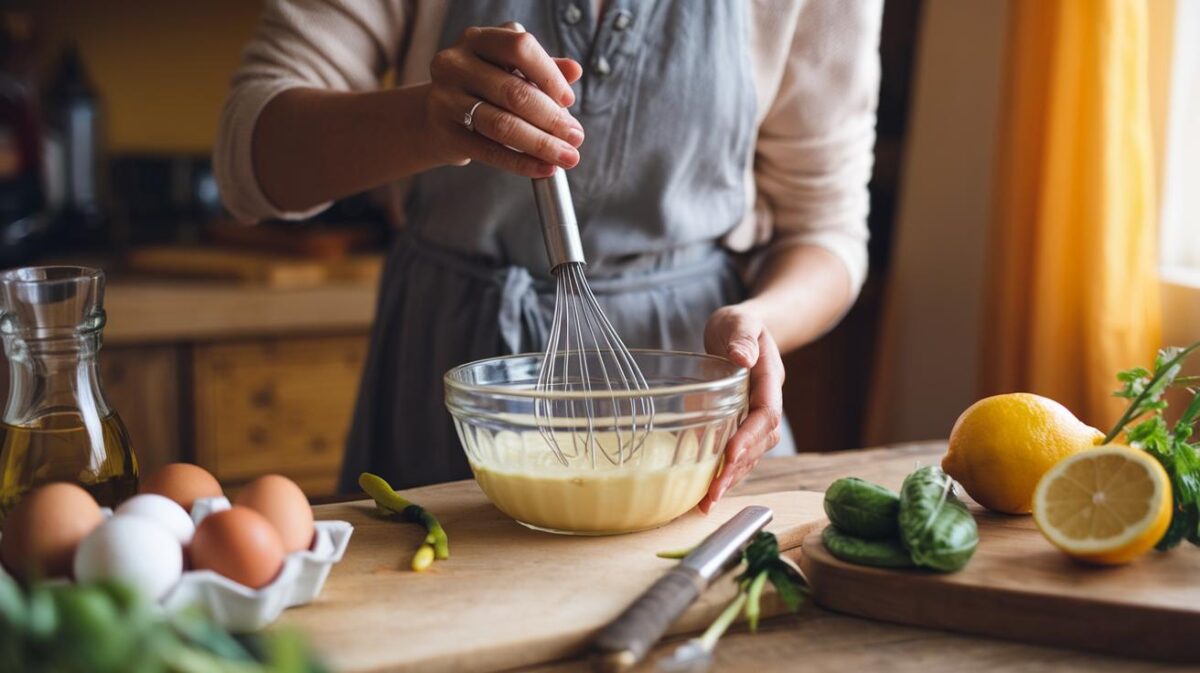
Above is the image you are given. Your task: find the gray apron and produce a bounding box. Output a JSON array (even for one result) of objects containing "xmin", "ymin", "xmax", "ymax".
[{"xmin": 339, "ymin": 0, "xmax": 790, "ymax": 491}]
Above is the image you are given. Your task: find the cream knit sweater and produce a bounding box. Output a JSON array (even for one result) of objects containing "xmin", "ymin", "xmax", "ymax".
[{"xmin": 215, "ymin": 0, "xmax": 882, "ymax": 296}]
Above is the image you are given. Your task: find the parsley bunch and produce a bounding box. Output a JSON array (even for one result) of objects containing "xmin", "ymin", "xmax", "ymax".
[{"xmin": 1105, "ymin": 341, "xmax": 1200, "ymax": 550}]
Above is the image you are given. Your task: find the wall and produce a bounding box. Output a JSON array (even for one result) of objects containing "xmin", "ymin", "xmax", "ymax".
[
  {"xmin": 866, "ymin": 0, "xmax": 1009, "ymax": 444},
  {"xmin": 36, "ymin": 0, "xmax": 262, "ymax": 153}
]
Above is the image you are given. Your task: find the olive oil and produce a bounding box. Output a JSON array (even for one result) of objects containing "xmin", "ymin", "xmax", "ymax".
[{"xmin": 0, "ymin": 411, "xmax": 138, "ymax": 521}]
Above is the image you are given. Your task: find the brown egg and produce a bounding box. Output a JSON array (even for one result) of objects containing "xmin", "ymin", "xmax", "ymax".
[
  {"xmin": 190, "ymin": 506, "xmax": 284, "ymax": 589},
  {"xmin": 140, "ymin": 463, "xmax": 223, "ymax": 512},
  {"xmin": 233, "ymin": 474, "xmax": 315, "ymax": 553},
  {"xmin": 0, "ymin": 483, "xmax": 103, "ymax": 581}
]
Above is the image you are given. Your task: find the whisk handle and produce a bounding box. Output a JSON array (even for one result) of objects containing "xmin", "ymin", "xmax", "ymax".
[
  {"xmin": 532, "ymin": 169, "xmax": 585, "ymax": 268},
  {"xmin": 590, "ymin": 568, "xmax": 703, "ymax": 672}
]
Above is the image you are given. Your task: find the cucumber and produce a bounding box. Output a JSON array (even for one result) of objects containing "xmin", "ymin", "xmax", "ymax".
[
  {"xmin": 821, "ymin": 525, "xmax": 914, "ymax": 569},
  {"xmin": 823, "ymin": 477, "xmax": 901, "ymax": 539}
]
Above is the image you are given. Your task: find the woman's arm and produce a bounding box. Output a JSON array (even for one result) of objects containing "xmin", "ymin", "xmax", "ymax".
[
  {"xmin": 215, "ymin": 0, "xmax": 583, "ymax": 220},
  {"xmin": 252, "ymin": 30, "xmax": 586, "ymax": 213},
  {"xmin": 698, "ymin": 0, "xmax": 883, "ymax": 511},
  {"xmin": 251, "ymin": 86, "xmax": 439, "ymax": 213},
  {"xmin": 740, "ymin": 244, "xmax": 852, "ymax": 353},
  {"xmin": 697, "ymin": 245, "xmax": 850, "ymax": 511}
]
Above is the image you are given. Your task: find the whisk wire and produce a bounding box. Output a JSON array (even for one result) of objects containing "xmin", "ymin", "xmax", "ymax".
[
  {"xmin": 535, "ymin": 262, "xmax": 655, "ymax": 467},
  {"xmin": 535, "ymin": 279, "xmax": 565, "ymax": 461},
  {"xmin": 572, "ymin": 267, "xmax": 634, "ymax": 465},
  {"xmin": 569, "ymin": 265, "xmax": 624, "ymax": 466},
  {"xmin": 576, "ymin": 267, "xmax": 655, "ymax": 458},
  {"xmin": 531, "ymin": 170, "xmax": 655, "ymax": 468},
  {"xmin": 565, "ymin": 266, "xmax": 600, "ymax": 464}
]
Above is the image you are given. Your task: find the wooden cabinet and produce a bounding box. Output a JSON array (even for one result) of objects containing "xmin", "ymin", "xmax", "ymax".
[
  {"xmin": 93, "ymin": 278, "xmax": 379, "ymax": 498},
  {"xmin": 98, "ymin": 334, "xmax": 369, "ymax": 498},
  {"xmin": 192, "ymin": 336, "xmax": 366, "ymax": 495}
]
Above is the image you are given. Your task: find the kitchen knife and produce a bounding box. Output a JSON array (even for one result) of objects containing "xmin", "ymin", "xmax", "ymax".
[{"xmin": 590, "ymin": 506, "xmax": 774, "ymax": 672}]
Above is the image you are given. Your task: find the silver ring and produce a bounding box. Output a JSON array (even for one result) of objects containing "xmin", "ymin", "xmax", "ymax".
[{"xmin": 462, "ymin": 100, "xmax": 484, "ymax": 132}]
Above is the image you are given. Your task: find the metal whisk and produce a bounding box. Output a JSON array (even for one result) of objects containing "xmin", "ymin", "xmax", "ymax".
[{"xmin": 532, "ymin": 170, "xmax": 654, "ymax": 467}]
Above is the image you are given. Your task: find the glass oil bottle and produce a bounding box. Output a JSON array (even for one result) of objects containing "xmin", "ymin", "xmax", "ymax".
[{"xmin": 0, "ymin": 266, "xmax": 137, "ymax": 520}]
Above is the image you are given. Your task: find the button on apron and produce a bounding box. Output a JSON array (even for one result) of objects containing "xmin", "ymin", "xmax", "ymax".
[{"xmin": 593, "ymin": 54, "xmax": 612, "ymax": 77}]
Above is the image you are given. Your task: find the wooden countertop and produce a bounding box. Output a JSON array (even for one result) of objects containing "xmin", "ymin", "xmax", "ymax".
[
  {"xmin": 504, "ymin": 441, "xmax": 1182, "ymax": 673},
  {"xmin": 103, "ymin": 278, "xmax": 378, "ymax": 345}
]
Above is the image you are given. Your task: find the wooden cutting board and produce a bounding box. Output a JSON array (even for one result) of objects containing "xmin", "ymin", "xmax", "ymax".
[
  {"xmin": 281, "ymin": 481, "xmax": 827, "ymax": 673},
  {"xmin": 800, "ymin": 507, "xmax": 1200, "ymax": 662}
]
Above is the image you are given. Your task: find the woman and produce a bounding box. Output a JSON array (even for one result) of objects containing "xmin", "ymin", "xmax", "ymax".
[{"xmin": 215, "ymin": 0, "xmax": 881, "ymax": 512}]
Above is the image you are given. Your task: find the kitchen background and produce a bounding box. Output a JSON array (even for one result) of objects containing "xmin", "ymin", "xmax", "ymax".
[{"xmin": 1, "ymin": 0, "xmax": 1195, "ymax": 498}]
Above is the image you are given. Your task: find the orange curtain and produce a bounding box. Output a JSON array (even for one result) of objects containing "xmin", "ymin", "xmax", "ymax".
[{"xmin": 982, "ymin": 0, "xmax": 1161, "ymax": 430}]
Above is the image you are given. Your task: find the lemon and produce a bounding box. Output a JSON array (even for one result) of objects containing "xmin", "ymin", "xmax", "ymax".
[
  {"xmin": 1032, "ymin": 444, "xmax": 1171, "ymax": 565},
  {"xmin": 943, "ymin": 393, "xmax": 1104, "ymax": 514}
]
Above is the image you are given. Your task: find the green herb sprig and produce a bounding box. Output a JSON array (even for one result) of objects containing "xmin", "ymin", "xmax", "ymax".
[
  {"xmin": 1106, "ymin": 341, "xmax": 1200, "ymax": 550},
  {"xmin": 660, "ymin": 531, "xmax": 808, "ymax": 658},
  {"xmin": 359, "ymin": 472, "xmax": 449, "ymax": 571},
  {"xmin": 732, "ymin": 533, "xmax": 807, "ymax": 629}
]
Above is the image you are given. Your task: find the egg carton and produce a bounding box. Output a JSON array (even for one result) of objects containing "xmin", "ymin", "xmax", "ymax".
[
  {"xmin": 0, "ymin": 496, "xmax": 353, "ymax": 633},
  {"xmin": 161, "ymin": 495, "xmax": 353, "ymax": 632}
]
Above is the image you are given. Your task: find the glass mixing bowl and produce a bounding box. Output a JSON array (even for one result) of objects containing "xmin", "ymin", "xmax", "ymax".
[{"xmin": 444, "ymin": 350, "xmax": 748, "ymax": 535}]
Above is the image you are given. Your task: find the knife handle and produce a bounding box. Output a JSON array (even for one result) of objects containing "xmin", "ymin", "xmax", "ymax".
[{"xmin": 590, "ymin": 567, "xmax": 705, "ymax": 672}]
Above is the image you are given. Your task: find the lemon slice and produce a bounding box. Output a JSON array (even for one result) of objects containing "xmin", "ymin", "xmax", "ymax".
[{"xmin": 1032, "ymin": 444, "xmax": 1172, "ymax": 565}]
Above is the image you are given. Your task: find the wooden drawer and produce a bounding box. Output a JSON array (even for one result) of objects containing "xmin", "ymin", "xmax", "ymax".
[{"xmin": 193, "ymin": 335, "xmax": 367, "ymax": 496}]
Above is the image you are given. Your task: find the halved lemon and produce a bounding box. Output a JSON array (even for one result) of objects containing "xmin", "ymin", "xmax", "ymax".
[{"xmin": 1032, "ymin": 444, "xmax": 1172, "ymax": 565}]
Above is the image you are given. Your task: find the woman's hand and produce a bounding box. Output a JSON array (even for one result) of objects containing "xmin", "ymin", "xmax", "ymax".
[
  {"xmin": 698, "ymin": 304, "xmax": 785, "ymax": 513},
  {"xmin": 424, "ymin": 24, "xmax": 585, "ymax": 178}
]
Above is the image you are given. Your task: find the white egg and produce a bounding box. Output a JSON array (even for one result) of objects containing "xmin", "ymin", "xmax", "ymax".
[
  {"xmin": 73, "ymin": 516, "xmax": 183, "ymax": 601},
  {"xmin": 115, "ymin": 493, "xmax": 196, "ymax": 544}
]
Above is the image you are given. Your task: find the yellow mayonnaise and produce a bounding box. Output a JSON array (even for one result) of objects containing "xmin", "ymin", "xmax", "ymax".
[{"xmin": 466, "ymin": 429, "xmax": 721, "ymax": 534}]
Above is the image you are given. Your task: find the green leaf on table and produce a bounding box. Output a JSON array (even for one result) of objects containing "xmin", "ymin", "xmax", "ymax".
[
  {"xmin": 733, "ymin": 532, "xmax": 809, "ymax": 628},
  {"xmin": 677, "ymin": 530, "xmax": 811, "ymax": 658},
  {"xmin": 735, "ymin": 532, "xmax": 782, "ymax": 585},
  {"xmin": 767, "ymin": 565, "xmax": 807, "ymax": 612}
]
